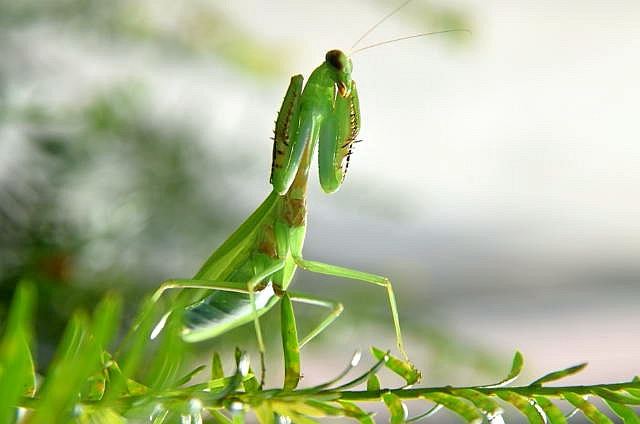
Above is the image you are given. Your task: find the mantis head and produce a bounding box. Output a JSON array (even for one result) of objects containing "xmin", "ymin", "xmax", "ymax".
[{"xmin": 325, "ymin": 50, "xmax": 353, "ymax": 97}]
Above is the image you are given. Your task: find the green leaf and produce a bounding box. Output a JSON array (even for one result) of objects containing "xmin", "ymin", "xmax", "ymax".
[
  {"xmin": 452, "ymin": 388, "xmax": 503, "ymax": 419},
  {"xmin": 150, "ymin": 408, "xmax": 171, "ymax": 424},
  {"xmin": 494, "ymin": 351, "xmax": 525, "ymax": 387},
  {"xmin": 626, "ymin": 385, "xmax": 640, "ymax": 399},
  {"xmin": 252, "ymin": 402, "xmax": 274, "ymax": 424},
  {"xmin": 116, "ymin": 297, "xmax": 157, "ymax": 382},
  {"xmin": 337, "ymin": 401, "xmax": 376, "ymax": 424},
  {"xmin": 509, "ymin": 351, "xmax": 525, "ymax": 377},
  {"xmin": 210, "ymin": 410, "xmax": 234, "ymax": 424},
  {"xmin": 30, "ymin": 311, "xmax": 91, "ymax": 423},
  {"xmin": 0, "ymin": 282, "xmax": 37, "ymax": 423},
  {"xmin": 383, "ymin": 392, "xmax": 408, "ymax": 424},
  {"xmin": 592, "ymin": 388, "xmax": 640, "ymax": 405},
  {"xmin": 229, "ymin": 349, "xmax": 260, "ymax": 393},
  {"xmin": 496, "ymin": 390, "xmax": 545, "ymax": 424},
  {"xmin": 529, "ymin": 363, "xmax": 587, "ymax": 386},
  {"xmin": 370, "ymin": 347, "xmax": 421, "ymax": 386},
  {"xmin": 90, "ymin": 293, "xmax": 122, "ymax": 349},
  {"xmin": 211, "ymin": 352, "xmax": 224, "ymax": 380},
  {"xmin": 208, "ymin": 351, "xmax": 250, "ymax": 401},
  {"xmin": 305, "ymin": 399, "xmax": 363, "ymax": 418},
  {"xmin": 564, "ymin": 392, "xmax": 614, "ymax": 424},
  {"xmin": 147, "ymin": 302, "xmax": 187, "ymax": 390},
  {"xmin": 175, "ymin": 365, "xmax": 206, "ymax": 386},
  {"xmin": 533, "ymin": 396, "xmax": 568, "ymax": 424},
  {"xmin": 102, "ymin": 353, "xmax": 133, "ymax": 401},
  {"xmin": 273, "ymin": 401, "xmax": 321, "ymax": 423},
  {"xmin": 124, "ymin": 377, "xmax": 149, "ymax": 396},
  {"xmin": 421, "ymin": 392, "xmax": 482, "ymax": 424},
  {"xmin": 605, "ymin": 400, "xmax": 640, "ymax": 424},
  {"xmin": 76, "ymin": 406, "xmax": 127, "ymax": 423},
  {"xmin": 367, "ymin": 374, "xmax": 381, "ymax": 392},
  {"xmin": 243, "ymin": 371, "xmax": 261, "ymax": 393}
]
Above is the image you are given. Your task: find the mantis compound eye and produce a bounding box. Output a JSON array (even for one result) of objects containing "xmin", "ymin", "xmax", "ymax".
[{"xmin": 325, "ymin": 49, "xmax": 347, "ymax": 71}]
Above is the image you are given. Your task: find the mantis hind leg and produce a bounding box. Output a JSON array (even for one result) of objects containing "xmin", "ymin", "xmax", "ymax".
[
  {"xmin": 293, "ymin": 256, "xmax": 409, "ymax": 361},
  {"xmin": 286, "ymin": 291, "xmax": 343, "ymax": 348}
]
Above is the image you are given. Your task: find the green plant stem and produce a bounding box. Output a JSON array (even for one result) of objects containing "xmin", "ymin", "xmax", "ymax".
[{"xmin": 336, "ymin": 381, "xmax": 640, "ymax": 402}]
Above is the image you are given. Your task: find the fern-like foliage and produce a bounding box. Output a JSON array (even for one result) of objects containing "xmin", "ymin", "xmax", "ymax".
[{"xmin": 1, "ymin": 282, "xmax": 639, "ymax": 423}]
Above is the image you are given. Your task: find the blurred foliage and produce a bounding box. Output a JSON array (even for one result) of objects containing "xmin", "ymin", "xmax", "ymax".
[
  {"xmin": 0, "ymin": 83, "xmax": 248, "ymax": 366},
  {"xmin": 0, "ymin": 0, "xmax": 283, "ymax": 75},
  {"xmin": 2, "ymin": 283, "xmax": 640, "ymax": 423}
]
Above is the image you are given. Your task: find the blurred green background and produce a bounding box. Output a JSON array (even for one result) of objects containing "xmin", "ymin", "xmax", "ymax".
[{"xmin": 1, "ymin": 0, "xmax": 639, "ymax": 389}]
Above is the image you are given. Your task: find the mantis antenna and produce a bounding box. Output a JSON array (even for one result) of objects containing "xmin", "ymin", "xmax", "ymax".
[{"xmin": 349, "ymin": 0, "xmax": 470, "ymax": 56}]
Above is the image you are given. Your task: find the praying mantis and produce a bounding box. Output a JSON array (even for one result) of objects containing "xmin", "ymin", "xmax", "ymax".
[
  {"xmin": 152, "ymin": 48, "xmax": 407, "ymax": 387},
  {"xmin": 150, "ymin": 1, "xmax": 465, "ymax": 388}
]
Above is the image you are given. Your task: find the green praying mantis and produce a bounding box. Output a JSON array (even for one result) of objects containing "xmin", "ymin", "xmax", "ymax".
[
  {"xmin": 150, "ymin": 1, "xmax": 466, "ymax": 388},
  {"xmin": 151, "ymin": 48, "xmax": 407, "ymax": 387}
]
